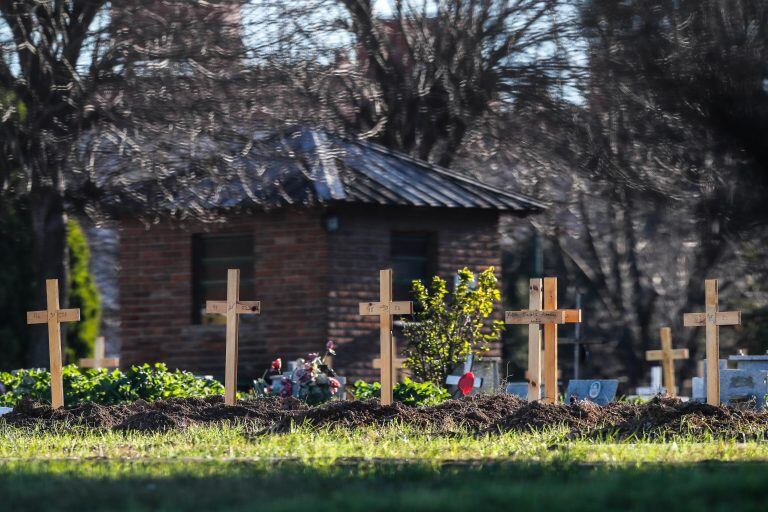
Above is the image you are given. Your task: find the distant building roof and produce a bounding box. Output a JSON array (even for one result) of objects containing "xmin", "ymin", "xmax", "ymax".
[{"xmin": 90, "ymin": 128, "xmax": 545, "ymax": 215}]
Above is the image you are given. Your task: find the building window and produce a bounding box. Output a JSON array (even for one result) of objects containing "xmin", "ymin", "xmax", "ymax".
[
  {"xmin": 192, "ymin": 233, "xmax": 255, "ymax": 324},
  {"xmin": 391, "ymin": 231, "xmax": 437, "ymax": 300}
]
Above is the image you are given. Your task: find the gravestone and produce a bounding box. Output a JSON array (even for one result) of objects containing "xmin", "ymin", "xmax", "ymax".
[
  {"xmin": 636, "ymin": 366, "xmax": 667, "ymax": 397},
  {"xmin": 0, "ymin": 407, "xmax": 11, "ymax": 416},
  {"xmin": 565, "ymin": 380, "xmax": 618, "ymax": 406},
  {"xmin": 692, "ymin": 355, "xmax": 768, "ymax": 408},
  {"xmin": 506, "ymin": 382, "xmax": 545, "ymax": 399}
]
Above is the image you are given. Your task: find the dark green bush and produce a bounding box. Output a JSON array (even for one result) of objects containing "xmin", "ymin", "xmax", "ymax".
[
  {"xmin": 0, "ymin": 196, "xmax": 34, "ymax": 370},
  {"xmin": 66, "ymin": 220, "xmax": 102, "ymax": 362},
  {"xmin": 0, "ymin": 363, "xmax": 224, "ymax": 407},
  {"xmin": 350, "ymin": 378, "xmax": 450, "ymax": 406}
]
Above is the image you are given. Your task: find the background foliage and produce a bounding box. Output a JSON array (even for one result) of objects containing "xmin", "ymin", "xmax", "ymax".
[
  {"xmin": 0, "ymin": 363, "xmax": 224, "ymax": 407},
  {"xmin": 0, "ymin": 196, "xmax": 34, "ymax": 370},
  {"xmin": 349, "ymin": 379, "xmax": 450, "ymax": 407},
  {"xmin": 65, "ymin": 220, "xmax": 102, "ymax": 363},
  {"xmin": 403, "ymin": 268, "xmax": 503, "ymax": 385}
]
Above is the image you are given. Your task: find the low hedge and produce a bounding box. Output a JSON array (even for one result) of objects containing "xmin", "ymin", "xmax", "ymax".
[
  {"xmin": 0, "ymin": 363, "xmax": 224, "ymax": 407},
  {"xmin": 350, "ymin": 378, "xmax": 451, "ymax": 406}
]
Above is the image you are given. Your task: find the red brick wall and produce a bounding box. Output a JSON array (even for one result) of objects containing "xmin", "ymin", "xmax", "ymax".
[
  {"xmin": 118, "ymin": 205, "xmax": 502, "ymax": 384},
  {"xmin": 118, "ymin": 209, "xmax": 330, "ymax": 381},
  {"xmin": 326, "ymin": 206, "xmax": 502, "ymax": 383}
]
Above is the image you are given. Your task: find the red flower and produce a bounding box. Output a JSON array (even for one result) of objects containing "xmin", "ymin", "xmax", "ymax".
[
  {"xmin": 329, "ymin": 377, "xmax": 341, "ymax": 388},
  {"xmin": 271, "ymin": 358, "xmax": 282, "ymax": 372}
]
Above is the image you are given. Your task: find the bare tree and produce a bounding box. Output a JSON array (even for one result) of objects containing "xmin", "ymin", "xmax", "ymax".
[
  {"xmin": 456, "ymin": 0, "xmax": 768, "ymax": 387},
  {"xmin": 0, "ymin": 0, "xmax": 247, "ymax": 365},
  {"xmin": 263, "ymin": 0, "xmax": 574, "ymax": 166}
]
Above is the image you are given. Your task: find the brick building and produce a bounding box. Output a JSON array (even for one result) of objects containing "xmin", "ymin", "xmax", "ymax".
[{"xmin": 111, "ymin": 128, "xmax": 544, "ymax": 383}]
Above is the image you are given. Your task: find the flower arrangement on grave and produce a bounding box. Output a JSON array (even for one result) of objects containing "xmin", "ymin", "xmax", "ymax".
[{"xmin": 252, "ymin": 341, "xmax": 342, "ymax": 405}]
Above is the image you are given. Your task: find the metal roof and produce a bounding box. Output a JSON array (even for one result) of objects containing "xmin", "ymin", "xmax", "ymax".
[{"xmin": 89, "ymin": 127, "xmax": 545, "ymax": 215}]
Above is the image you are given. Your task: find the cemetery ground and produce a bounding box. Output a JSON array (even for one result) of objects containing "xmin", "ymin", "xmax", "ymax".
[{"xmin": 3, "ymin": 396, "xmax": 768, "ymax": 511}]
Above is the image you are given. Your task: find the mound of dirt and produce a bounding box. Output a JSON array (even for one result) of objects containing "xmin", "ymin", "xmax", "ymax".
[
  {"xmin": 3, "ymin": 395, "xmax": 768, "ymax": 439},
  {"xmin": 3, "ymin": 396, "xmax": 309, "ymax": 432},
  {"xmin": 486, "ymin": 397, "xmax": 768, "ymax": 440},
  {"xmin": 278, "ymin": 393, "xmax": 525, "ymax": 432}
]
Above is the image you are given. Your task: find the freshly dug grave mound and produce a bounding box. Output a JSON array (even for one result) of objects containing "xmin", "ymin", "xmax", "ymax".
[
  {"xmin": 2, "ymin": 396, "xmax": 309, "ymax": 432},
  {"xmin": 3, "ymin": 395, "xmax": 768, "ymax": 439}
]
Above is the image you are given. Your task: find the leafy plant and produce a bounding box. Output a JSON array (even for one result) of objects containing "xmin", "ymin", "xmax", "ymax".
[
  {"xmin": 350, "ymin": 379, "xmax": 450, "ymax": 406},
  {"xmin": 0, "ymin": 363, "xmax": 224, "ymax": 407},
  {"xmin": 66, "ymin": 219, "xmax": 102, "ymax": 363},
  {"xmin": 403, "ymin": 267, "xmax": 503, "ymax": 385}
]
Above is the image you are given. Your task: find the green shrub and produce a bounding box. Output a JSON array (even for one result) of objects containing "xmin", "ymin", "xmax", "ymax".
[
  {"xmin": 350, "ymin": 379, "xmax": 451, "ymax": 406},
  {"xmin": 0, "ymin": 196, "xmax": 34, "ymax": 370},
  {"xmin": 403, "ymin": 267, "xmax": 503, "ymax": 385},
  {"xmin": 0, "ymin": 363, "xmax": 224, "ymax": 407},
  {"xmin": 66, "ymin": 220, "xmax": 102, "ymax": 362}
]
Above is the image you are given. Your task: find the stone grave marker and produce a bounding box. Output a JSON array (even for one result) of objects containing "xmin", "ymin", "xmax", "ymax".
[
  {"xmin": 692, "ymin": 355, "xmax": 768, "ymax": 408},
  {"xmin": 684, "ymin": 279, "xmax": 741, "ymax": 406},
  {"xmin": 359, "ymin": 269, "xmax": 413, "ymax": 405},
  {"xmin": 645, "ymin": 327, "xmax": 688, "ymax": 397},
  {"xmin": 27, "ymin": 279, "xmax": 80, "ymax": 409},
  {"xmin": 0, "ymin": 407, "xmax": 11, "ymax": 416},
  {"xmin": 206, "ymin": 268, "xmax": 261, "ymax": 405},
  {"xmin": 79, "ymin": 336, "xmax": 120, "ymax": 369},
  {"xmin": 565, "ymin": 380, "xmax": 618, "ymax": 406},
  {"xmin": 636, "ymin": 366, "xmax": 665, "ymax": 397}
]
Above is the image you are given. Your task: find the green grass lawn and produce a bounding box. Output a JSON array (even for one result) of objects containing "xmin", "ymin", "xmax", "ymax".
[{"xmin": 3, "ymin": 423, "xmax": 768, "ymax": 511}]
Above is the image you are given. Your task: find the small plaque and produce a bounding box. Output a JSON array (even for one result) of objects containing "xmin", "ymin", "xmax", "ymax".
[{"xmin": 565, "ymin": 380, "xmax": 618, "ymax": 406}]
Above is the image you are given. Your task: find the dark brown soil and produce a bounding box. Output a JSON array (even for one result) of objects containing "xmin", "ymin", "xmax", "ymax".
[{"xmin": 3, "ymin": 395, "xmax": 768, "ymax": 440}]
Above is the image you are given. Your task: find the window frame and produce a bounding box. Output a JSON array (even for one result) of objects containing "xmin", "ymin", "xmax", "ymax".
[
  {"xmin": 390, "ymin": 230, "xmax": 438, "ymax": 301},
  {"xmin": 191, "ymin": 232, "xmax": 255, "ymax": 324}
]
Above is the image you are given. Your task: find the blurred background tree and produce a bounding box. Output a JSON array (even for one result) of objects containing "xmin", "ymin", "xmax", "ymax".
[
  {"xmin": 1, "ymin": 0, "xmax": 765, "ymax": 388},
  {"xmin": 65, "ymin": 220, "xmax": 101, "ymax": 363}
]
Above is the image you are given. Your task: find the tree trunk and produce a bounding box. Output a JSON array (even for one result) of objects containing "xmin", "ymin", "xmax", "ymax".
[{"xmin": 27, "ymin": 187, "xmax": 69, "ymax": 368}]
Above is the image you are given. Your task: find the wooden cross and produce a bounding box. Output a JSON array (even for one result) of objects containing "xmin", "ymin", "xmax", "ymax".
[
  {"xmin": 505, "ymin": 277, "xmax": 581, "ymax": 403},
  {"xmin": 359, "ymin": 269, "xmax": 413, "ymax": 405},
  {"xmin": 80, "ymin": 336, "xmax": 120, "ymax": 369},
  {"xmin": 205, "ymin": 268, "xmax": 261, "ymax": 405},
  {"xmin": 27, "ymin": 279, "xmax": 80, "ymax": 409},
  {"xmin": 645, "ymin": 327, "xmax": 688, "ymax": 397},
  {"xmin": 373, "ymin": 355, "xmax": 409, "ymax": 382},
  {"xmin": 525, "ymin": 365, "xmax": 562, "ymax": 384},
  {"xmin": 684, "ymin": 279, "xmax": 741, "ymax": 406}
]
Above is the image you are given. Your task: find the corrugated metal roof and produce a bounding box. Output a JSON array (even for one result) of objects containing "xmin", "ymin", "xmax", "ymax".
[{"xmin": 90, "ymin": 127, "xmax": 545, "ymax": 214}]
